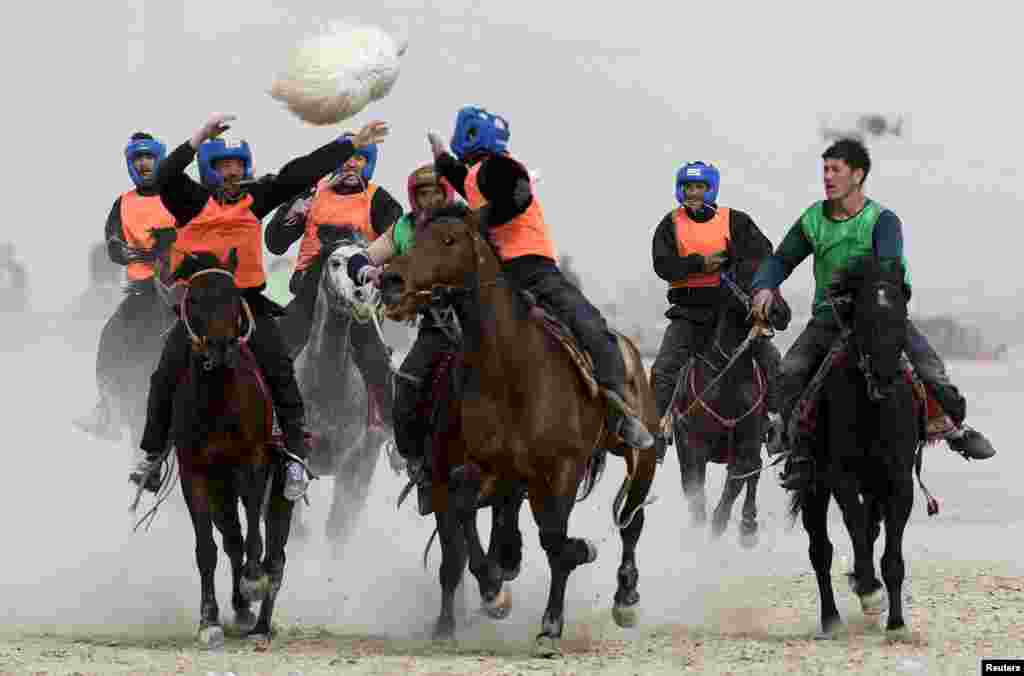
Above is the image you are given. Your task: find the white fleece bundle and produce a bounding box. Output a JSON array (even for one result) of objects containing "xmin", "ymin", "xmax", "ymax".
[{"xmin": 269, "ymin": 21, "xmax": 407, "ymax": 125}]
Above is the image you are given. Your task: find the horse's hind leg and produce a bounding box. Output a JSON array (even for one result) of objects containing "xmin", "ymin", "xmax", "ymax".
[
  {"xmin": 802, "ymin": 485, "xmax": 841, "ymax": 638},
  {"xmin": 251, "ymin": 466, "xmax": 295, "ymax": 639},
  {"xmin": 181, "ymin": 473, "xmax": 224, "ymax": 649},
  {"xmin": 433, "ymin": 505, "xmax": 467, "ymax": 640},
  {"xmin": 881, "ymin": 475, "xmax": 914, "ymax": 637}
]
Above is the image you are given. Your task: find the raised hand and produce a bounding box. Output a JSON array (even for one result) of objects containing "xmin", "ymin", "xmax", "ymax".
[{"xmin": 352, "ymin": 120, "xmax": 389, "ymax": 148}]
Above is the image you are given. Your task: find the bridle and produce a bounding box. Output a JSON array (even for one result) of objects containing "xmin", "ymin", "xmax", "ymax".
[{"xmin": 179, "ymin": 268, "xmax": 254, "ymax": 371}]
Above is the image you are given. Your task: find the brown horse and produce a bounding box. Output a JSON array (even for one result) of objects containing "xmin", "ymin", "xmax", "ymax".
[
  {"xmin": 169, "ymin": 249, "xmax": 295, "ymax": 647},
  {"xmin": 380, "ymin": 206, "xmax": 659, "ymax": 656}
]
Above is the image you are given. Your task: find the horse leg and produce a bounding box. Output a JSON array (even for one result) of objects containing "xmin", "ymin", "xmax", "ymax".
[
  {"xmin": 834, "ymin": 476, "xmax": 885, "ymax": 620},
  {"xmin": 487, "ymin": 485, "xmax": 525, "ymax": 582},
  {"xmin": 432, "ymin": 505, "xmax": 467, "ymax": 640},
  {"xmin": 612, "ymin": 440, "xmax": 657, "ymax": 629},
  {"xmin": 802, "ymin": 485, "xmax": 842, "ymax": 638},
  {"xmin": 209, "ymin": 473, "xmax": 257, "ymax": 633},
  {"xmin": 239, "ymin": 467, "xmax": 270, "ymax": 607},
  {"xmin": 326, "ymin": 431, "xmax": 378, "ymax": 546},
  {"xmin": 180, "ymin": 472, "xmax": 224, "ymax": 649},
  {"xmin": 530, "ymin": 486, "xmax": 599, "ymax": 658},
  {"xmin": 250, "ymin": 466, "xmax": 295, "ymax": 639},
  {"xmin": 448, "ymin": 464, "xmax": 506, "ymax": 618},
  {"xmin": 881, "ymin": 475, "xmax": 914, "ymax": 638},
  {"xmin": 676, "ymin": 425, "xmax": 707, "ymax": 525},
  {"xmin": 711, "ymin": 455, "xmax": 745, "ymax": 539},
  {"xmin": 739, "ymin": 448, "xmax": 763, "ymax": 549}
]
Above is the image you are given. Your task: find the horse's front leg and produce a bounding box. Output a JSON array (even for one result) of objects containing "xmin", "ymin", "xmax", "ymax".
[
  {"xmin": 487, "ymin": 484, "xmax": 526, "ymax": 582},
  {"xmin": 529, "ymin": 465, "xmax": 600, "ymax": 658},
  {"xmin": 675, "ymin": 421, "xmax": 707, "ymax": 525},
  {"xmin": 834, "ymin": 475, "xmax": 885, "ymax": 618},
  {"xmin": 739, "ymin": 449, "xmax": 763, "ymax": 549},
  {"xmin": 180, "ymin": 472, "xmax": 224, "ymax": 650},
  {"xmin": 450, "ymin": 464, "xmax": 507, "ymax": 619},
  {"xmin": 433, "ymin": 503, "xmax": 467, "ymax": 640}
]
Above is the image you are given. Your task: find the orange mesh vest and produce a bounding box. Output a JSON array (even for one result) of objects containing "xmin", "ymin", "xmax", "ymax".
[
  {"xmin": 171, "ymin": 194, "xmax": 266, "ymax": 289},
  {"xmin": 465, "ymin": 160, "xmax": 556, "ymax": 262},
  {"xmin": 295, "ymin": 181, "xmax": 378, "ymax": 271},
  {"xmin": 119, "ymin": 190, "xmax": 177, "ymax": 280},
  {"xmin": 669, "ymin": 206, "xmax": 731, "ymax": 289}
]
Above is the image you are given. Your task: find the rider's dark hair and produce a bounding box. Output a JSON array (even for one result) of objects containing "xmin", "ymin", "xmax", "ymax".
[{"xmin": 822, "ymin": 138, "xmax": 871, "ymax": 185}]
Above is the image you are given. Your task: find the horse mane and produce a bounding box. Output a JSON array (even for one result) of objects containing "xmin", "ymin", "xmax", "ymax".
[
  {"xmin": 828, "ymin": 256, "xmax": 907, "ymax": 299},
  {"xmin": 172, "ymin": 251, "xmax": 234, "ymax": 282}
]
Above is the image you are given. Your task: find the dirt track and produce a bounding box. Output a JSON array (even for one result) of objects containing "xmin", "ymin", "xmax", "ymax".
[
  {"xmin": 2, "ymin": 558, "xmax": 1022, "ymax": 675},
  {"xmin": 2, "ymin": 333, "xmax": 1022, "ymax": 675}
]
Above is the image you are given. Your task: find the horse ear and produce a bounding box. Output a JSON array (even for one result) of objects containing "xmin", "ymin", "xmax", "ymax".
[{"xmin": 226, "ymin": 248, "xmax": 239, "ymax": 273}]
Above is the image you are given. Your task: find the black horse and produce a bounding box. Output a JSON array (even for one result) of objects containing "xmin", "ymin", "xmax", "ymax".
[
  {"xmin": 671, "ymin": 264, "xmax": 788, "ymax": 547},
  {"xmin": 788, "ymin": 256, "xmax": 921, "ymax": 640}
]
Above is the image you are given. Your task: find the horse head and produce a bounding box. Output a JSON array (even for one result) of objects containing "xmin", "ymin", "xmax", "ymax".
[
  {"xmin": 315, "ymin": 225, "xmax": 379, "ymax": 323},
  {"xmin": 173, "ymin": 248, "xmax": 253, "ymax": 372},
  {"xmin": 828, "ymin": 256, "xmax": 909, "ymax": 398},
  {"xmin": 380, "ymin": 204, "xmax": 496, "ymax": 320}
]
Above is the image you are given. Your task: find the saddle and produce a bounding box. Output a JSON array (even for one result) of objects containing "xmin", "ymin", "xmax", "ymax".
[
  {"xmin": 517, "ymin": 289, "xmax": 641, "ymax": 403},
  {"xmin": 793, "ymin": 346, "xmax": 954, "ymax": 446}
]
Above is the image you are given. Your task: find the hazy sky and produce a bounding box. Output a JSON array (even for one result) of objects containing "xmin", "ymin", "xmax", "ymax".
[{"xmin": 10, "ymin": 0, "xmax": 1022, "ymax": 316}]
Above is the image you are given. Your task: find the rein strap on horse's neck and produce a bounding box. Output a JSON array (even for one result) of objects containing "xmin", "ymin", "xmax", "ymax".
[{"xmin": 179, "ymin": 268, "xmax": 255, "ymax": 347}]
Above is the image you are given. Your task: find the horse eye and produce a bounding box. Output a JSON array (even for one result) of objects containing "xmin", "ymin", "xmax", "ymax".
[
  {"xmin": 444, "ymin": 236, "xmax": 455, "ymax": 246},
  {"xmin": 331, "ymin": 259, "xmax": 341, "ymax": 269}
]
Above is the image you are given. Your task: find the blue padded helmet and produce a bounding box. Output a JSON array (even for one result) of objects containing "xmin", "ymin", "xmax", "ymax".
[
  {"xmin": 338, "ymin": 133, "xmax": 377, "ymax": 181},
  {"xmin": 125, "ymin": 134, "xmax": 166, "ymax": 188},
  {"xmin": 675, "ymin": 161, "xmax": 720, "ymax": 206},
  {"xmin": 449, "ymin": 106, "xmax": 510, "ymax": 161},
  {"xmin": 197, "ymin": 137, "xmax": 253, "ymax": 189}
]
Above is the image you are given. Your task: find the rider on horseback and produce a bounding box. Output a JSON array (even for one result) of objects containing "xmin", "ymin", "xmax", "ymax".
[
  {"xmin": 264, "ymin": 134, "xmax": 403, "ymax": 429},
  {"xmin": 751, "ymin": 138, "xmax": 996, "ymax": 491},
  {"xmin": 346, "ymin": 163, "xmax": 458, "ymax": 484},
  {"xmin": 429, "ymin": 105, "xmax": 654, "ymax": 451},
  {"xmin": 650, "ymin": 161, "xmax": 783, "ymax": 461},
  {"xmin": 131, "ymin": 113, "xmax": 389, "ymax": 501},
  {"xmin": 75, "ymin": 132, "xmax": 177, "ymax": 440}
]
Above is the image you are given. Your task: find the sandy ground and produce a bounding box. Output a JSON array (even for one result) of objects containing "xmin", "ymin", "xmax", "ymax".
[{"xmin": 1, "ymin": 318, "xmax": 1022, "ymax": 675}]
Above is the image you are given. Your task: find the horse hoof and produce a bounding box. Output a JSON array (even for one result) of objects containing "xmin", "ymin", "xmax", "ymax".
[
  {"xmin": 197, "ymin": 625, "xmax": 225, "ymax": 650},
  {"xmin": 533, "ymin": 634, "xmax": 562, "ymax": 658},
  {"xmin": 612, "ymin": 602, "xmax": 639, "ymax": 629},
  {"xmin": 582, "ymin": 539, "xmax": 599, "ymax": 564},
  {"xmin": 240, "ymin": 574, "xmax": 270, "ymax": 603},
  {"xmin": 886, "ymin": 624, "xmax": 913, "ymax": 643},
  {"xmin": 482, "ymin": 587, "xmax": 512, "ymax": 620},
  {"xmin": 739, "ymin": 529, "xmax": 759, "ymax": 549},
  {"xmin": 235, "ymin": 608, "xmax": 258, "ymax": 633},
  {"xmin": 860, "ymin": 588, "xmax": 887, "ymax": 617},
  {"xmin": 432, "ymin": 619, "xmax": 455, "ymax": 641},
  {"xmin": 815, "ymin": 617, "xmax": 842, "ymax": 640}
]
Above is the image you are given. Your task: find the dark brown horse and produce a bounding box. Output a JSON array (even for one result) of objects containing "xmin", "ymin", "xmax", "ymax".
[
  {"xmin": 169, "ymin": 249, "xmax": 295, "ymax": 647},
  {"xmin": 669, "ymin": 267, "xmax": 789, "ymax": 547},
  {"xmin": 380, "ymin": 207, "xmax": 659, "ymax": 657}
]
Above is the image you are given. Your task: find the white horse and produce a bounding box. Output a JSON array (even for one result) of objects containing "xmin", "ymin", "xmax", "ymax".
[{"xmin": 292, "ymin": 233, "xmax": 399, "ymax": 545}]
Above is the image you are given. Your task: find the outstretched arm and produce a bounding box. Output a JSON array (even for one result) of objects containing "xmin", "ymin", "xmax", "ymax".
[
  {"xmin": 751, "ymin": 220, "xmax": 813, "ymax": 291},
  {"xmin": 429, "ymin": 132, "xmax": 468, "ymax": 197},
  {"xmin": 369, "ymin": 187, "xmax": 404, "ymax": 236},
  {"xmin": 156, "ymin": 142, "xmax": 210, "ymax": 225}
]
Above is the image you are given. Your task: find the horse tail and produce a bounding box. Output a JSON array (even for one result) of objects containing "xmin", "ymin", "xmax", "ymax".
[
  {"xmin": 422, "ymin": 524, "xmax": 440, "ymax": 570},
  {"xmin": 576, "ymin": 448, "xmax": 608, "ymax": 503}
]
